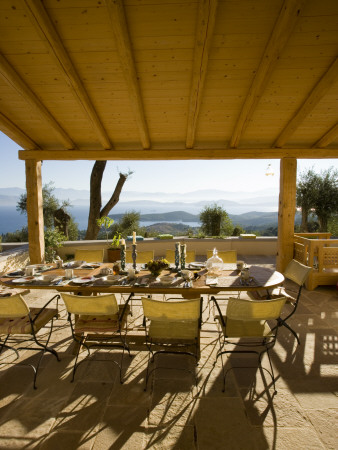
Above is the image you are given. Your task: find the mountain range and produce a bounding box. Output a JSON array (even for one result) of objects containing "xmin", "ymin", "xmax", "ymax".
[{"xmin": 0, "ymin": 187, "xmax": 278, "ymax": 215}]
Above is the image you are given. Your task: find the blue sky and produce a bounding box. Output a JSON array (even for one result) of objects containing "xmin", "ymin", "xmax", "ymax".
[{"xmin": 1, "ymin": 131, "xmax": 337, "ymax": 194}]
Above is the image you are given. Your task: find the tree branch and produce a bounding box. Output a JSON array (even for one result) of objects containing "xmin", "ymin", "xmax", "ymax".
[{"xmin": 100, "ymin": 172, "xmax": 128, "ymax": 217}]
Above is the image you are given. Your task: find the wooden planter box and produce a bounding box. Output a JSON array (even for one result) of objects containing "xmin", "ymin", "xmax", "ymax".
[{"xmin": 107, "ymin": 248, "xmax": 120, "ymax": 263}]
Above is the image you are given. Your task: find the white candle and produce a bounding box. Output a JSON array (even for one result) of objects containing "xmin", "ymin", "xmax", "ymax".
[{"xmin": 132, "ymin": 231, "xmax": 136, "ymax": 244}]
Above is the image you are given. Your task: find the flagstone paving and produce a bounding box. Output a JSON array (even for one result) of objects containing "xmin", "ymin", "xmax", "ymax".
[{"xmin": 0, "ymin": 257, "xmax": 337, "ymax": 449}]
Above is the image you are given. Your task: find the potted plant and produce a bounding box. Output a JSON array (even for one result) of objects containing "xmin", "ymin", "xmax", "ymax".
[
  {"xmin": 96, "ymin": 216, "xmax": 121, "ymax": 263},
  {"xmin": 147, "ymin": 258, "xmax": 170, "ymax": 277}
]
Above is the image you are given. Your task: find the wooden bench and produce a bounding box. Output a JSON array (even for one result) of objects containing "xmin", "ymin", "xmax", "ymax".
[{"xmin": 293, "ymin": 234, "xmax": 338, "ymax": 290}]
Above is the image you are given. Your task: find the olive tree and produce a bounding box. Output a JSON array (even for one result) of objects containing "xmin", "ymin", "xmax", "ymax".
[
  {"xmin": 296, "ymin": 167, "xmax": 338, "ymax": 232},
  {"xmin": 199, "ymin": 204, "xmax": 233, "ymax": 236},
  {"xmin": 313, "ymin": 167, "xmax": 338, "ymax": 232},
  {"xmin": 296, "ymin": 168, "xmax": 318, "ymax": 232},
  {"xmin": 17, "ymin": 182, "xmax": 78, "ymax": 240}
]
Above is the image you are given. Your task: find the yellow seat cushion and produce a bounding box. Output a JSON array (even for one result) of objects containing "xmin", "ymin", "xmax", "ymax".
[
  {"xmin": 0, "ymin": 308, "xmax": 58, "ymax": 334},
  {"xmin": 74, "ymin": 304, "xmax": 129, "ymax": 334}
]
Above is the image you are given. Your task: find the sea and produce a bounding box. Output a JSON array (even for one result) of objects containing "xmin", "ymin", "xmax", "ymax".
[{"xmin": 0, "ymin": 206, "xmax": 200, "ymax": 235}]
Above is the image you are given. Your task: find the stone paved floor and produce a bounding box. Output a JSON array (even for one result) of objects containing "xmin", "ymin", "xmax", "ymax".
[{"xmin": 0, "ymin": 257, "xmax": 337, "ymax": 449}]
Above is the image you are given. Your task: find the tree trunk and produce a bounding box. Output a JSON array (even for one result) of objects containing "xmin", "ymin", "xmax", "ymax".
[
  {"xmin": 318, "ymin": 215, "xmax": 328, "ymax": 232},
  {"xmin": 85, "ymin": 161, "xmax": 129, "ymax": 240},
  {"xmin": 300, "ymin": 208, "xmax": 308, "ymax": 232}
]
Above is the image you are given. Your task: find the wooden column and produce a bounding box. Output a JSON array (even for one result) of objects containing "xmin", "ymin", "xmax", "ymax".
[
  {"xmin": 276, "ymin": 157, "xmax": 297, "ymax": 273},
  {"xmin": 25, "ymin": 159, "xmax": 44, "ymax": 263}
]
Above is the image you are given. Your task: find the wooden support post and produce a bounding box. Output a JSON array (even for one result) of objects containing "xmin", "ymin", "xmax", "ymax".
[
  {"xmin": 276, "ymin": 157, "xmax": 297, "ymax": 273},
  {"xmin": 25, "ymin": 160, "xmax": 44, "ymax": 263}
]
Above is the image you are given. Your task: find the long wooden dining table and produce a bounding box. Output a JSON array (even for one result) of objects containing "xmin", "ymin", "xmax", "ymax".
[{"xmin": 0, "ymin": 262, "xmax": 284, "ymax": 298}]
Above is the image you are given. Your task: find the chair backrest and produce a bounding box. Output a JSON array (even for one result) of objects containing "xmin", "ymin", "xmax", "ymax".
[
  {"xmin": 293, "ymin": 242, "xmax": 308, "ymax": 265},
  {"xmin": 226, "ymin": 297, "xmax": 286, "ymax": 321},
  {"xmin": 74, "ymin": 248, "xmax": 104, "ymax": 262},
  {"xmin": 0, "ymin": 294, "xmax": 30, "ymax": 318},
  {"xmin": 126, "ymin": 250, "xmax": 154, "ymax": 263},
  {"xmin": 62, "ymin": 293, "xmax": 119, "ymax": 316},
  {"xmin": 165, "ymin": 249, "xmax": 196, "ymax": 263},
  {"xmin": 142, "ymin": 297, "xmax": 201, "ymax": 321},
  {"xmin": 207, "ymin": 250, "xmax": 237, "ymax": 263},
  {"xmin": 283, "ymin": 259, "xmax": 312, "ymax": 286}
]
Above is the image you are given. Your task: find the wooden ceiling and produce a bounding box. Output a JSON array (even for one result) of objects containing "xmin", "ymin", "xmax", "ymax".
[{"xmin": 0, "ymin": 0, "xmax": 337, "ymax": 161}]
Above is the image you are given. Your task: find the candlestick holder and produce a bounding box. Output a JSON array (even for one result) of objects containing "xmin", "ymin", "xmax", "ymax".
[
  {"xmin": 175, "ymin": 243, "xmax": 180, "ymax": 271},
  {"xmin": 132, "ymin": 244, "xmax": 139, "ymax": 273},
  {"xmin": 120, "ymin": 244, "xmax": 126, "ymax": 271},
  {"xmin": 180, "ymin": 244, "xmax": 186, "ymax": 270}
]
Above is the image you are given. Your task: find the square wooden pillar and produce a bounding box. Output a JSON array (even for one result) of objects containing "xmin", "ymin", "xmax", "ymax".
[
  {"xmin": 25, "ymin": 159, "xmax": 45, "ymax": 263},
  {"xmin": 276, "ymin": 157, "xmax": 297, "ymax": 273}
]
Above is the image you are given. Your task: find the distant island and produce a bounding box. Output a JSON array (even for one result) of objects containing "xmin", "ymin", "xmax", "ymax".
[{"xmin": 0, "ymin": 187, "xmax": 285, "ymax": 235}]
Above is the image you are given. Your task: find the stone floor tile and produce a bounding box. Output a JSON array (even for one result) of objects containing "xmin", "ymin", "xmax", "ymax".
[
  {"xmin": 193, "ymin": 397, "xmax": 258, "ymax": 450},
  {"xmin": 148, "ymin": 379, "xmax": 197, "ymax": 427},
  {"xmin": 307, "ymin": 408, "xmax": 338, "ymax": 450},
  {"xmin": 38, "ymin": 430, "xmax": 97, "ymax": 450},
  {"xmin": 92, "ymin": 404, "xmax": 147, "ymax": 449},
  {"xmin": 286, "ymin": 379, "xmax": 338, "ymax": 410},
  {"xmin": 252, "ymin": 426, "xmax": 326, "ymax": 449},
  {"xmin": 52, "ymin": 381, "xmax": 113, "ymax": 432},
  {"xmin": 145, "ymin": 425, "xmax": 196, "ymax": 449},
  {"xmin": 240, "ymin": 387, "xmax": 311, "ymax": 428},
  {"xmin": 195, "ymin": 364, "xmax": 240, "ymax": 398},
  {"xmin": 0, "ymin": 395, "xmax": 59, "ymax": 441}
]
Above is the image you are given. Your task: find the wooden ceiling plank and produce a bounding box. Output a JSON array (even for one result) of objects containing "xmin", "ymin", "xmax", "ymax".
[
  {"xmin": 106, "ymin": 0, "xmax": 150, "ymax": 149},
  {"xmin": 274, "ymin": 56, "xmax": 338, "ymax": 147},
  {"xmin": 313, "ymin": 122, "xmax": 338, "ymax": 148},
  {"xmin": 18, "ymin": 147, "xmax": 338, "ymax": 161},
  {"xmin": 0, "ymin": 111, "xmax": 39, "ymax": 150},
  {"xmin": 23, "ymin": 0, "xmax": 112, "ymax": 150},
  {"xmin": 230, "ymin": 0, "xmax": 305, "ymax": 148},
  {"xmin": 186, "ymin": 0, "xmax": 218, "ymax": 149},
  {"xmin": 0, "ymin": 53, "xmax": 75, "ymax": 149}
]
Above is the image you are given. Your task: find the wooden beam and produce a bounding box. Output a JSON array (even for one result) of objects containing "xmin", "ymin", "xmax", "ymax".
[
  {"xmin": 230, "ymin": 0, "xmax": 305, "ymax": 148},
  {"xmin": 106, "ymin": 0, "xmax": 150, "ymax": 149},
  {"xmin": 313, "ymin": 122, "xmax": 338, "ymax": 148},
  {"xmin": 186, "ymin": 0, "xmax": 218, "ymax": 149},
  {"xmin": 18, "ymin": 147, "xmax": 338, "ymax": 161},
  {"xmin": 0, "ymin": 53, "xmax": 75, "ymax": 150},
  {"xmin": 23, "ymin": 0, "xmax": 112, "ymax": 150},
  {"xmin": 25, "ymin": 160, "xmax": 45, "ymax": 264},
  {"xmin": 0, "ymin": 112, "xmax": 39, "ymax": 150},
  {"xmin": 274, "ymin": 56, "xmax": 338, "ymax": 148},
  {"xmin": 276, "ymin": 157, "xmax": 297, "ymax": 273}
]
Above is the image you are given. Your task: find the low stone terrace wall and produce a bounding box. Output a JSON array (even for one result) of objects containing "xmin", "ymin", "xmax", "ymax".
[
  {"xmin": 0, "ymin": 245, "xmax": 29, "ymax": 275},
  {"xmin": 57, "ymin": 236, "xmax": 277, "ymax": 261}
]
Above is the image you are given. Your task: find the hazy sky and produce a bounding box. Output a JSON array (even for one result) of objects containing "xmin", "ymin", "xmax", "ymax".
[{"xmin": 1, "ymin": 132, "xmax": 337, "ymax": 194}]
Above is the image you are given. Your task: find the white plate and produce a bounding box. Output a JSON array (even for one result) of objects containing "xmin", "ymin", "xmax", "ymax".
[
  {"xmin": 80, "ymin": 263, "xmax": 101, "ymax": 269},
  {"xmin": 188, "ymin": 262, "xmax": 205, "ymax": 268},
  {"xmin": 72, "ymin": 276, "xmax": 96, "ymax": 284},
  {"xmin": 12, "ymin": 277, "xmax": 36, "ymax": 284},
  {"xmin": 5, "ymin": 272, "xmax": 25, "ymax": 278}
]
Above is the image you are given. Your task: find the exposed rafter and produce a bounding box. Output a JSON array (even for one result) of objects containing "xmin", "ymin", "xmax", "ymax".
[
  {"xmin": 0, "ymin": 111, "xmax": 39, "ymax": 150},
  {"xmin": 230, "ymin": 0, "xmax": 305, "ymax": 148},
  {"xmin": 0, "ymin": 53, "xmax": 75, "ymax": 149},
  {"xmin": 18, "ymin": 147, "xmax": 338, "ymax": 161},
  {"xmin": 275, "ymin": 56, "xmax": 338, "ymax": 148},
  {"xmin": 106, "ymin": 0, "xmax": 150, "ymax": 149},
  {"xmin": 186, "ymin": 0, "xmax": 218, "ymax": 149},
  {"xmin": 314, "ymin": 122, "xmax": 338, "ymax": 148},
  {"xmin": 23, "ymin": 0, "xmax": 112, "ymax": 150}
]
